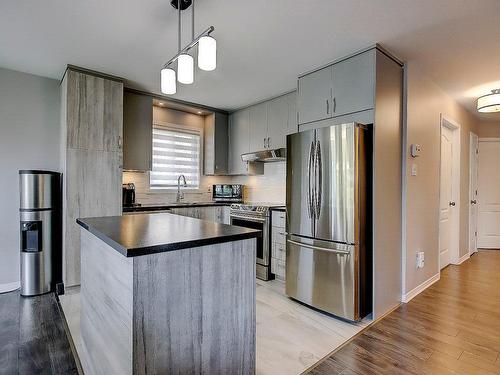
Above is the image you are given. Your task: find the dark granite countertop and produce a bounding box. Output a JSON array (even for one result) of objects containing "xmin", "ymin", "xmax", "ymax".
[
  {"xmin": 77, "ymin": 212, "xmax": 261, "ymax": 257},
  {"xmin": 123, "ymin": 202, "xmax": 232, "ymax": 213}
]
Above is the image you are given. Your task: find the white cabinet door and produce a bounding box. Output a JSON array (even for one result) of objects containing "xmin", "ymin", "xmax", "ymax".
[
  {"xmin": 478, "ymin": 140, "xmax": 500, "ymax": 248},
  {"xmin": 297, "ymin": 66, "xmax": 332, "ymax": 125},
  {"xmin": 249, "ymin": 102, "xmax": 268, "ymax": 152},
  {"xmin": 229, "ymin": 109, "xmax": 250, "ymax": 175},
  {"xmin": 331, "ymin": 50, "xmax": 375, "ymax": 117},
  {"xmin": 267, "ymin": 95, "xmax": 288, "ymax": 149}
]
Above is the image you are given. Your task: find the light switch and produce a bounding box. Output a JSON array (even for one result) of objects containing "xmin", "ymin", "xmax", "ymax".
[{"xmin": 411, "ymin": 164, "xmax": 418, "ymax": 176}]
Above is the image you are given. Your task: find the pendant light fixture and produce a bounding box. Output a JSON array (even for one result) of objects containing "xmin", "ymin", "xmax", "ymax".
[
  {"xmin": 160, "ymin": 0, "xmax": 217, "ymax": 95},
  {"xmin": 477, "ymin": 89, "xmax": 500, "ymax": 113}
]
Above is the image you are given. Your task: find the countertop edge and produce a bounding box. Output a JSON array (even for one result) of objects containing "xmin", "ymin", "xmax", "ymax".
[{"xmin": 76, "ymin": 217, "xmax": 261, "ymax": 258}]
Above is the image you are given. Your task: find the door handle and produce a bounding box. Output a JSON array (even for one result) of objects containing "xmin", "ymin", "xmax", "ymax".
[
  {"xmin": 307, "ymin": 141, "xmax": 315, "ymax": 221},
  {"xmin": 449, "ymin": 201, "xmax": 456, "ymax": 207},
  {"xmin": 287, "ymin": 239, "xmax": 351, "ymax": 255},
  {"xmin": 333, "ymin": 97, "xmax": 336, "ymax": 113},
  {"xmin": 326, "ymin": 100, "xmax": 329, "ymax": 115},
  {"xmin": 267, "ymin": 137, "xmax": 271, "ymax": 148},
  {"xmin": 471, "ymin": 200, "xmax": 477, "ymax": 205},
  {"xmin": 314, "ymin": 140, "xmax": 322, "ymax": 218}
]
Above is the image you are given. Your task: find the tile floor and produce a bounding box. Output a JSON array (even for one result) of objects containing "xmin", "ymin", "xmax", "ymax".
[{"xmin": 59, "ymin": 279, "xmax": 370, "ymax": 375}]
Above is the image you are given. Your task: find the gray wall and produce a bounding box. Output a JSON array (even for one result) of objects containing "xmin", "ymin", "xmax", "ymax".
[{"xmin": 0, "ymin": 67, "xmax": 60, "ymax": 289}]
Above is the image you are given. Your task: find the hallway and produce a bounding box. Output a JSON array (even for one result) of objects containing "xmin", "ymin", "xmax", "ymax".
[{"xmin": 307, "ymin": 250, "xmax": 500, "ymax": 375}]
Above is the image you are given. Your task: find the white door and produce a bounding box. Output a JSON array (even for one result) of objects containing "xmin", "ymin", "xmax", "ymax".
[
  {"xmin": 469, "ymin": 133, "xmax": 479, "ymax": 254},
  {"xmin": 439, "ymin": 126, "xmax": 456, "ymax": 269},
  {"xmin": 477, "ymin": 140, "xmax": 500, "ymax": 248}
]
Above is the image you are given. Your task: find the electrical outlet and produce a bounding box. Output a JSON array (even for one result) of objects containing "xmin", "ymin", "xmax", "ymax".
[{"xmin": 416, "ymin": 251, "xmax": 425, "ymax": 269}]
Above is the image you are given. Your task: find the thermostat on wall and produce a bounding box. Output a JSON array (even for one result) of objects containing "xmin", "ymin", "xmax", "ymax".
[{"xmin": 410, "ymin": 144, "xmax": 421, "ymax": 158}]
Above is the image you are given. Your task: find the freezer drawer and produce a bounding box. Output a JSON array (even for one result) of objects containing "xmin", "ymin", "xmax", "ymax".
[{"xmin": 285, "ymin": 235, "xmax": 360, "ymax": 321}]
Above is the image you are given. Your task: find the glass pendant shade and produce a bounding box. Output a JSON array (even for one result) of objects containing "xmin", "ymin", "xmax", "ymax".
[
  {"xmin": 160, "ymin": 68, "xmax": 176, "ymax": 95},
  {"xmin": 477, "ymin": 90, "xmax": 500, "ymax": 113},
  {"xmin": 177, "ymin": 54, "xmax": 194, "ymax": 84},
  {"xmin": 198, "ymin": 36, "xmax": 217, "ymax": 71}
]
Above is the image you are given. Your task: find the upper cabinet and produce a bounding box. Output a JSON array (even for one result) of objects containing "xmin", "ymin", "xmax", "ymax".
[
  {"xmin": 66, "ymin": 72, "xmax": 123, "ymax": 152},
  {"xmin": 123, "ymin": 91, "xmax": 153, "ymax": 171},
  {"xmin": 287, "ymin": 91, "xmax": 298, "ymax": 135},
  {"xmin": 297, "ymin": 66, "xmax": 332, "ymax": 125},
  {"xmin": 297, "ymin": 49, "xmax": 375, "ymax": 125},
  {"xmin": 249, "ymin": 102, "xmax": 268, "ymax": 152},
  {"xmin": 228, "ymin": 109, "xmax": 250, "ymax": 175},
  {"xmin": 204, "ymin": 112, "xmax": 228, "ymax": 175},
  {"xmin": 267, "ymin": 94, "xmax": 288, "ymax": 149}
]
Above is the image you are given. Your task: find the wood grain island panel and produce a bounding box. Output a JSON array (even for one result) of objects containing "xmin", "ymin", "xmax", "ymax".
[{"xmin": 79, "ymin": 223, "xmax": 256, "ymax": 375}]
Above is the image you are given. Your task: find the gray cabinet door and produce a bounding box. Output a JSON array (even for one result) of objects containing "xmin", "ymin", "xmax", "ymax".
[
  {"xmin": 249, "ymin": 102, "xmax": 268, "ymax": 152},
  {"xmin": 66, "ymin": 71, "xmax": 123, "ymax": 152},
  {"xmin": 123, "ymin": 91, "xmax": 152, "ymax": 171},
  {"xmin": 287, "ymin": 91, "xmax": 298, "ymax": 135},
  {"xmin": 267, "ymin": 95, "xmax": 288, "ymax": 149},
  {"xmin": 297, "ymin": 66, "xmax": 332, "ymax": 125},
  {"xmin": 204, "ymin": 112, "xmax": 228, "ymax": 175},
  {"xmin": 331, "ymin": 50, "xmax": 375, "ymax": 117},
  {"xmin": 228, "ymin": 109, "xmax": 250, "ymax": 175}
]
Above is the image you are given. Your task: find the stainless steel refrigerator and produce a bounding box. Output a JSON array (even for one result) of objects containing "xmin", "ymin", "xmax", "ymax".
[{"xmin": 285, "ymin": 123, "xmax": 371, "ymax": 321}]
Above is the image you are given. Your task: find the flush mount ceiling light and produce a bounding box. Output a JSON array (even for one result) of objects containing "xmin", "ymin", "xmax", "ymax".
[
  {"xmin": 160, "ymin": 0, "xmax": 217, "ymax": 95},
  {"xmin": 477, "ymin": 89, "xmax": 500, "ymax": 113}
]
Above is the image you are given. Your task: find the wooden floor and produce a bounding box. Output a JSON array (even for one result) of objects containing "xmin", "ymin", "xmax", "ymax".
[
  {"xmin": 0, "ymin": 290, "xmax": 78, "ymax": 374},
  {"xmin": 307, "ymin": 250, "xmax": 500, "ymax": 375}
]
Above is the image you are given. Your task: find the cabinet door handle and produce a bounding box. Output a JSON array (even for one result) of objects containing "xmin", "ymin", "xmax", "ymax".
[
  {"xmin": 326, "ymin": 99, "xmax": 329, "ymax": 114},
  {"xmin": 267, "ymin": 137, "xmax": 271, "ymax": 148},
  {"xmin": 264, "ymin": 137, "xmax": 267, "ymax": 148},
  {"xmin": 333, "ymin": 97, "xmax": 336, "ymax": 113}
]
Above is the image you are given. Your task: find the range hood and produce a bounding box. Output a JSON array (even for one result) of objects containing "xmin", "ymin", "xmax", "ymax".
[{"xmin": 241, "ymin": 148, "xmax": 286, "ymax": 163}]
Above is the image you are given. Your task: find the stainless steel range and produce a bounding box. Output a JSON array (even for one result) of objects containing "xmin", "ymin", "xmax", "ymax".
[{"xmin": 230, "ymin": 203, "xmax": 284, "ymax": 280}]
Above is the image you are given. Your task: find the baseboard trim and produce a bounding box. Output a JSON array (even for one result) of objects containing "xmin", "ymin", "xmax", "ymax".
[
  {"xmin": 401, "ymin": 273, "xmax": 440, "ymax": 303},
  {"xmin": 452, "ymin": 253, "xmax": 470, "ymax": 265},
  {"xmin": 0, "ymin": 281, "xmax": 20, "ymax": 294}
]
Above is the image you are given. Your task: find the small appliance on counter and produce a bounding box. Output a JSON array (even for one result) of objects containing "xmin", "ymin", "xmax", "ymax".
[
  {"xmin": 19, "ymin": 170, "xmax": 62, "ymax": 296},
  {"xmin": 212, "ymin": 184, "xmax": 243, "ymax": 202},
  {"xmin": 122, "ymin": 183, "xmax": 140, "ymax": 208}
]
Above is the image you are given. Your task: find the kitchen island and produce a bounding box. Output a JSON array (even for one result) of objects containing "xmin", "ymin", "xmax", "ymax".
[{"xmin": 76, "ymin": 212, "xmax": 259, "ymax": 375}]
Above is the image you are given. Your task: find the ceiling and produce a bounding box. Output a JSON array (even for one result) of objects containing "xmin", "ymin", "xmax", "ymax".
[{"xmin": 1, "ymin": 0, "xmax": 500, "ymax": 120}]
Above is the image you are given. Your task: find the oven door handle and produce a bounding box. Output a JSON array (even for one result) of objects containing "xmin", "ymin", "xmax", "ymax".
[{"xmin": 230, "ymin": 214, "xmax": 267, "ymax": 223}]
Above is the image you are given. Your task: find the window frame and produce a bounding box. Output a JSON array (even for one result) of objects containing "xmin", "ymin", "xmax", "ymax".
[{"xmin": 148, "ymin": 120, "xmax": 204, "ymax": 193}]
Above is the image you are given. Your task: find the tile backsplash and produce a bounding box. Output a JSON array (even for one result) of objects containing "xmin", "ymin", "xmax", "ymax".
[{"xmin": 123, "ymin": 162, "xmax": 286, "ymax": 205}]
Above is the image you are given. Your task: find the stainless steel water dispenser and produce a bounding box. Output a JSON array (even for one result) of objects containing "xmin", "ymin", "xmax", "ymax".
[{"xmin": 19, "ymin": 170, "xmax": 61, "ymax": 296}]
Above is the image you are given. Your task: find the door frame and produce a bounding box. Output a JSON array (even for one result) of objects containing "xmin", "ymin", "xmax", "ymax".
[
  {"xmin": 469, "ymin": 132, "xmax": 479, "ymax": 256},
  {"xmin": 439, "ymin": 114, "xmax": 461, "ymax": 269}
]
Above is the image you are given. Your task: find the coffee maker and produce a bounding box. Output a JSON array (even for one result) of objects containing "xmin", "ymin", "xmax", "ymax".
[{"xmin": 122, "ymin": 183, "xmax": 137, "ymax": 207}]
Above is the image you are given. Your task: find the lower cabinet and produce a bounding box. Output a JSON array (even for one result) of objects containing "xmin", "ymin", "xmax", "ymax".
[
  {"xmin": 170, "ymin": 205, "xmax": 230, "ymax": 224},
  {"xmin": 271, "ymin": 210, "xmax": 286, "ymax": 280}
]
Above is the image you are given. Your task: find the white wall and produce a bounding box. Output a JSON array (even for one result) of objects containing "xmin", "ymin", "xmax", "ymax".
[{"xmin": 0, "ymin": 67, "xmax": 60, "ymax": 290}]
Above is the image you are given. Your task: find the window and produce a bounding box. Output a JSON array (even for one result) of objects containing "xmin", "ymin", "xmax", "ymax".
[{"xmin": 150, "ymin": 125, "xmax": 201, "ymax": 190}]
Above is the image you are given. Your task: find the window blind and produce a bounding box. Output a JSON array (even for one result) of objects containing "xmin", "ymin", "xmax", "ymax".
[{"xmin": 150, "ymin": 125, "xmax": 201, "ymax": 189}]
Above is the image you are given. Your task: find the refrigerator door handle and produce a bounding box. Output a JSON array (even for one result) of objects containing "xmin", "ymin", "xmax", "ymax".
[
  {"xmin": 307, "ymin": 140, "xmax": 315, "ymax": 222},
  {"xmin": 315, "ymin": 140, "xmax": 322, "ymax": 218},
  {"xmin": 287, "ymin": 239, "xmax": 351, "ymax": 255}
]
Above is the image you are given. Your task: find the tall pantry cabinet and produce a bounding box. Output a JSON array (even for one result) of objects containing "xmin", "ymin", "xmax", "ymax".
[{"xmin": 60, "ymin": 68, "xmax": 123, "ymax": 287}]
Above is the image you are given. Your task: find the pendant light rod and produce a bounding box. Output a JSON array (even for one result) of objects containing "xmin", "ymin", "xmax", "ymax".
[
  {"xmin": 192, "ymin": 0, "xmax": 195, "ymax": 41},
  {"xmin": 178, "ymin": 0, "xmax": 181, "ymax": 52},
  {"xmin": 163, "ymin": 26, "xmax": 214, "ymax": 69}
]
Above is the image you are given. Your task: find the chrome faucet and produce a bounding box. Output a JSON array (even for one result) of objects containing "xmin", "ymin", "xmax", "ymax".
[{"xmin": 176, "ymin": 175, "xmax": 187, "ymax": 202}]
